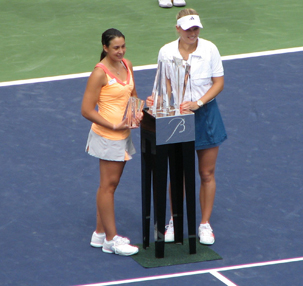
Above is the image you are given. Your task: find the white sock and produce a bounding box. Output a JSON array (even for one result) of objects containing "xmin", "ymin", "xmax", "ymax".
[{"xmin": 95, "ymin": 231, "xmax": 105, "ymax": 237}]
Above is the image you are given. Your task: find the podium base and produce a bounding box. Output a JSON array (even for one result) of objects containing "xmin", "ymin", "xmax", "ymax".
[{"xmin": 132, "ymin": 239, "xmax": 222, "ymax": 268}]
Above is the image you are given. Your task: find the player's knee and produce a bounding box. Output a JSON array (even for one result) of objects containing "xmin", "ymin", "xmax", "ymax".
[
  {"xmin": 199, "ymin": 170, "xmax": 215, "ymax": 184},
  {"xmin": 98, "ymin": 179, "xmax": 120, "ymax": 194}
]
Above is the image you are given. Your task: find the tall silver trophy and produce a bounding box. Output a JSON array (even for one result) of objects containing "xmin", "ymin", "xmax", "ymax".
[
  {"xmin": 150, "ymin": 60, "xmax": 171, "ymax": 116},
  {"xmin": 171, "ymin": 57, "xmax": 191, "ymax": 115},
  {"xmin": 151, "ymin": 58, "xmax": 191, "ymax": 117}
]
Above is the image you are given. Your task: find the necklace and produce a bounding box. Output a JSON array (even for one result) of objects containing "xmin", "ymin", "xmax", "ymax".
[{"xmin": 115, "ymin": 61, "xmax": 122, "ymax": 75}]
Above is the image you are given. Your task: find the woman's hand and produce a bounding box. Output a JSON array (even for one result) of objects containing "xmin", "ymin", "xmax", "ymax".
[
  {"xmin": 130, "ymin": 111, "xmax": 143, "ymax": 129},
  {"xmin": 146, "ymin": 95, "xmax": 154, "ymax": 107},
  {"xmin": 136, "ymin": 111, "xmax": 143, "ymax": 121},
  {"xmin": 114, "ymin": 111, "xmax": 144, "ymax": 130},
  {"xmin": 113, "ymin": 118, "xmax": 130, "ymax": 130},
  {"xmin": 180, "ymin": 101, "xmax": 199, "ymax": 113}
]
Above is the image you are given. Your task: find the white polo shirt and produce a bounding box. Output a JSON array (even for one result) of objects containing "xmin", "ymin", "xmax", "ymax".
[{"xmin": 157, "ymin": 38, "xmax": 224, "ymax": 102}]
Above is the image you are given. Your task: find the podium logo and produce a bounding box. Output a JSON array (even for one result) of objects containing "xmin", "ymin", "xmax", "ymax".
[{"xmin": 166, "ymin": 118, "xmax": 186, "ymax": 142}]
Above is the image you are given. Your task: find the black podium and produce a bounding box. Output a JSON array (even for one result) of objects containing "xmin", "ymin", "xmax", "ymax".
[{"xmin": 140, "ymin": 109, "xmax": 196, "ymax": 258}]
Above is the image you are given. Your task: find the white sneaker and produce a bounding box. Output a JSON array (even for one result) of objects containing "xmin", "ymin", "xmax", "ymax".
[
  {"xmin": 91, "ymin": 232, "xmax": 130, "ymax": 248},
  {"xmin": 164, "ymin": 219, "xmax": 174, "ymax": 242},
  {"xmin": 102, "ymin": 235, "xmax": 139, "ymax": 256},
  {"xmin": 172, "ymin": 0, "xmax": 186, "ymax": 6},
  {"xmin": 90, "ymin": 231, "xmax": 106, "ymax": 247},
  {"xmin": 198, "ymin": 223, "xmax": 215, "ymax": 245},
  {"xmin": 158, "ymin": 0, "xmax": 173, "ymax": 8}
]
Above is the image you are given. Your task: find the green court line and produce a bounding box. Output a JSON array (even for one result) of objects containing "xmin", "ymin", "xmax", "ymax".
[{"xmin": 1, "ymin": 0, "xmax": 302, "ymax": 82}]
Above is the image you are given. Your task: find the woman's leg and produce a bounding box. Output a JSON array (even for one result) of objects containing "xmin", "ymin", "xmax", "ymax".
[
  {"xmin": 196, "ymin": 146, "xmax": 219, "ymax": 224},
  {"xmin": 95, "ymin": 159, "xmax": 126, "ymax": 241}
]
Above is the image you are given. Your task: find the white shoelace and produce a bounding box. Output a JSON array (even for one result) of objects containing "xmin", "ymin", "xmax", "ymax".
[{"xmin": 113, "ymin": 235, "xmax": 130, "ymax": 245}]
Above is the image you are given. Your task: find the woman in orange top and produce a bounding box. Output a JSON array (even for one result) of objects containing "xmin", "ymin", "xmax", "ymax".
[{"xmin": 81, "ymin": 28, "xmax": 141, "ymax": 256}]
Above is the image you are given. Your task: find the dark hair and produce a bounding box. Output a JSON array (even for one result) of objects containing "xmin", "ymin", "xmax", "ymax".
[{"xmin": 100, "ymin": 28, "xmax": 125, "ymax": 61}]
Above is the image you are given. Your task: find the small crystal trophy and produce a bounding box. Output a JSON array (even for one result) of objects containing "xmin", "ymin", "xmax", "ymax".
[{"xmin": 123, "ymin": 97, "xmax": 145, "ymax": 128}]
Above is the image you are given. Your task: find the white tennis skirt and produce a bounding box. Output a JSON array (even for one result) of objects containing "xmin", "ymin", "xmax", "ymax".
[{"xmin": 85, "ymin": 129, "xmax": 136, "ymax": 161}]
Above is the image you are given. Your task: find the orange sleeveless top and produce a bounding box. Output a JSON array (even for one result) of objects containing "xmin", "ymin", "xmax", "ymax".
[{"xmin": 91, "ymin": 59, "xmax": 134, "ymax": 140}]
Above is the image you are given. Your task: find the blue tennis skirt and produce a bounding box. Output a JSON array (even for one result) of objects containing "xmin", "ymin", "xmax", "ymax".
[{"xmin": 194, "ymin": 98, "xmax": 227, "ymax": 150}]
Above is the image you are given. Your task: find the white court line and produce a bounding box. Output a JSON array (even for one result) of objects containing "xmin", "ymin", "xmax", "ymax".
[
  {"xmin": 0, "ymin": 72, "xmax": 91, "ymax": 87},
  {"xmin": 209, "ymin": 271, "xmax": 238, "ymax": 286},
  {"xmin": 1, "ymin": 46, "xmax": 303, "ymax": 88},
  {"xmin": 76, "ymin": 256, "xmax": 303, "ymax": 286}
]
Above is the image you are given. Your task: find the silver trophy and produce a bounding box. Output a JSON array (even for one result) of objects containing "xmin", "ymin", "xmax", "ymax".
[
  {"xmin": 151, "ymin": 60, "xmax": 171, "ymax": 116},
  {"xmin": 151, "ymin": 58, "xmax": 191, "ymax": 117},
  {"xmin": 170, "ymin": 57, "xmax": 191, "ymax": 115}
]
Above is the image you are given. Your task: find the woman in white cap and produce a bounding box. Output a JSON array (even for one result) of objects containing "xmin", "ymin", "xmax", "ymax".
[{"xmin": 146, "ymin": 8, "xmax": 227, "ymax": 245}]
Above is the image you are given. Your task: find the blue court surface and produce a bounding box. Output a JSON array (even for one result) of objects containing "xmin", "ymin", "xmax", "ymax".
[{"xmin": 0, "ymin": 50, "xmax": 303, "ymax": 286}]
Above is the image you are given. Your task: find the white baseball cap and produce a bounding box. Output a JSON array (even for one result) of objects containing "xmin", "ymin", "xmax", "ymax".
[{"xmin": 176, "ymin": 15, "xmax": 203, "ymax": 30}]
